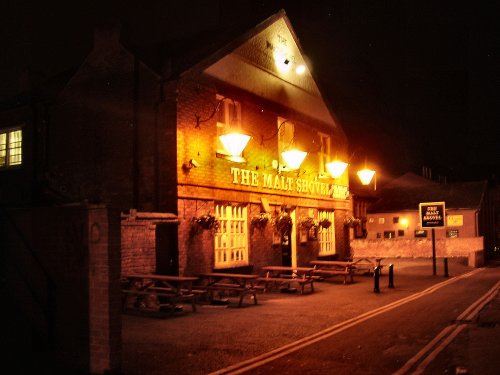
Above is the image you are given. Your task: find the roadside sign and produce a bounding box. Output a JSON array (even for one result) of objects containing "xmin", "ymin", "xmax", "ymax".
[{"xmin": 419, "ymin": 201, "xmax": 446, "ymax": 228}]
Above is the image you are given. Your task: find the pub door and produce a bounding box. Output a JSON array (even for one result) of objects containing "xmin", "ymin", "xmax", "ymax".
[{"xmin": 155, "ymin": 223, "xmax": 179, "ymax": 275}]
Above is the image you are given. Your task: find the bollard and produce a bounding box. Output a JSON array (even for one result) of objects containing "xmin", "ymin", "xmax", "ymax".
[
  {"xmin": 388, "ymin": 264, "xmax": 394, "ymax": 288},
  {"xmin": 373, "ymin": 266, "xmax": 380, "ymax": 293},
  {"xmin": 444, "ymin": 257, "xmax": 449, "ymax": 277}
]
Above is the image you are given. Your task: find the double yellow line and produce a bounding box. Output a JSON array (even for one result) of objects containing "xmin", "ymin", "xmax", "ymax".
[
  {"xmin": 395, "ymin": 277, "xmax": 499, "ymax": 375},
  {"xmin": 209, "ymin": 268, "xmax": 485, "ymax": 375}
]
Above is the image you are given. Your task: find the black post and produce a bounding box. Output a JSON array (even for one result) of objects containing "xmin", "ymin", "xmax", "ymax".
[
  {"xmin": 388, "ymin": 264, "xmax": 394, "ymax": 288},
  {"xmin": 444, "ymin": 257, "xmax": 449, "ymax": 277},
  {"xmin": 432, "ymin": 228, "xmax": 436, "ymax": 275},
  {"xmin": 373, "ymin": 266, "xmax": 380, "ymax": 293}
]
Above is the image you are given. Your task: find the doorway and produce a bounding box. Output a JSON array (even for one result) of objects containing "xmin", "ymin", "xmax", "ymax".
[
  {"xmin": 155, "ymin": 223, "xmax": 179, "ymax": 275},
  {"xmin": 280, "ymin": 208, "xmax": 297, "ymax": 267}
]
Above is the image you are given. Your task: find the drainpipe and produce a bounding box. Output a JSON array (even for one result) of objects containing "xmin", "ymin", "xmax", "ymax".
[
  {"xmin": 132, "ymin": 56, "xmax": 139, "ymax": 209},
  {"xmin": 475, "ymin": 210, "xmax": 479, "ymax": 237}
]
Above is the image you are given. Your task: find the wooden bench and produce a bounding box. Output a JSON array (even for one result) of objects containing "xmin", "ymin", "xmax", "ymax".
[
  {"xmin": 200, "ymin": 282, "xmax": 258, "ymax": 307},
  {"xmin": 256, "ymin": 274, "xmax": 314, "ymax": 294},
  {"xmin": 312, "ymin": 267, "xmax": 354, "ymax": 284},
  {"xmin": 122, "ymin": 288, "xmax": 199, "ymax": 312}
]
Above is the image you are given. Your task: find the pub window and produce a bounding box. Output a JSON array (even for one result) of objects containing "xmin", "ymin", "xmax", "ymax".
[
  {"xmin": 446, "ymin": 229, "xmax": 459, "ymax": 238},
  {"xmin": 378, "ymin": 218, "xmax": 385, "ymax": 224},
  {"xmin": 393, "ymin": 217, "xmax": 399, "ymax": 224},
  {"xmin": 384, "ymin": 231, "xmax": 396, "ymax": 239},
  {"xmin": 398, "ymin": 230, "xmax": 405, "ymax": 237},
  {"xmin": 216, "ymin": 95, "xmax": 241, "ymax": 154},
  {"xmin": 318, "ymin": 132, "xmax": 331, "ymax": 175},
  {"xmin": 0, "ymin": 128, "xmax": 23, "ymax": 168},
  {"xmin": 318, "ymin": 210, "xmax": 335, "ymax": 256},
  {"xmin": 214, "ymin": 203, "xmax": 248, "ymax": 268}
]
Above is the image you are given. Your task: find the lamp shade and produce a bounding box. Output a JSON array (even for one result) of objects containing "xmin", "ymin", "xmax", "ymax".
[
  {"xmin": 281, "ymin": 149, "xmax": 307, "ymax": 170},
  {"xmin": 326, "ymin": 160, "xmax": 348, "ymax": 178},
  {"xmin": 219, "ymin": 132, "xmax": 251, "ymax": 156},
  {"xmin": 357, "ymin": 168, "xmax": 376, "ymax": 185}
]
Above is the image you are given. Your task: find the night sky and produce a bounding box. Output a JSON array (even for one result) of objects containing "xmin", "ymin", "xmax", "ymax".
[{"xmin": 1, "ymin": 0, "xmax": 498, "ymax": 184}]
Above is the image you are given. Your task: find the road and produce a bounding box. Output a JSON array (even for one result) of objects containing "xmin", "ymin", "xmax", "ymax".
[
  {"xmin": 216, "ymin": 268, "xmax": 499, "ymax": 375},
  {"xmin": 122, "ymin": 259, "xmax": 500, "ymax": 375}
]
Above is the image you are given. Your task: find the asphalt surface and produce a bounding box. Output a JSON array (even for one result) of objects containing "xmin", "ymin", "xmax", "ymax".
[{"xmin": 121, "ymin": 258, "xmax": 500, "ymax": 375}]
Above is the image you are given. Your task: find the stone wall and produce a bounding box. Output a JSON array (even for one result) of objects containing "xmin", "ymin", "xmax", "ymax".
[{"xmin": 351, "ymin": 236, "xmax": 484, "ymax": 259}]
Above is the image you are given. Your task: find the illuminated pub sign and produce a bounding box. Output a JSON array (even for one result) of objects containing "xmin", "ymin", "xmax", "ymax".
[
  {"xmin": 419, "ymin": 201, "xmax": 446, "ymax": 228},
  {"xmin": 229, "ymin": 167, "xmax": 348, "ymax": 199}
]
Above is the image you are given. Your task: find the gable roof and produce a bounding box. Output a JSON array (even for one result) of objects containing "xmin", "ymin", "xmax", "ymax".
[
  {"xmin": 368, "ymin": 179, "xmax": 488, "ymax": 213},
  {"xmin": 145, "ymin": 9, "xmax": 343, "ymax": 132}
]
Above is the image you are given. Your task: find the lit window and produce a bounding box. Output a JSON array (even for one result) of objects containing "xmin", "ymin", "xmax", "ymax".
[
  {"xmin": 214, "ymin": 204, "xmax": 248, "ymax": 268},
  {"xmin": 318, "ymin": 210, "xmax": 335, "ymax": 256},
  {"xmin": 0, "ymin": 128, "xmax": 22, "ymax": 168},
  {"xmin": 216, "ymin": 95, "xmax": 241, "ymax": 154},
  {"xmin": 378, "ymin": 218, "xmax": 385, "ymax": 224},
  {"xmin": 318, "ymin": 132, "xmax": 330, "ymax": 175}
]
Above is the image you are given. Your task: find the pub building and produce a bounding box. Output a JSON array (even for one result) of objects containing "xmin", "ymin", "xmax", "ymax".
[
  {"xmin": 0, "ymin": 10, "xmax": 359, "ymax": 277},
  {"xmin": 168, "ymin": 10, "xmax": 354, "ymax": 276}
]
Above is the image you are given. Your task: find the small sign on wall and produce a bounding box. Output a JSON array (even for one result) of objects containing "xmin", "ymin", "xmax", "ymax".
[{"xmin": 447, "ymin": 215, "xmax": 463, "ymax": 227}]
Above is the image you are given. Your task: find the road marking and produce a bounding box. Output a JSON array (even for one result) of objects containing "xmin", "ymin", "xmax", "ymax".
[
  {"xmin": 209, "ymin": 268, "xmax": 485, "ymax": 375},
  {"xmin": 395, "ymin": 279, "xmax": 500, "ymax": 375}
]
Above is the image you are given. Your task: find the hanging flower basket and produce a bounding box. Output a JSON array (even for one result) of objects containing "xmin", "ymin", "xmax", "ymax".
[
  {"xmin": 299, "ymin": 216, "xmax": 317, "ymax": 230},
  {"xmin": 195, "ymin": 213, "xmax": 220, "ymax": 231},
  {"xmin": 251, "ymin": 213, "xmax": 271, "ymax": 229},
  {"xmin": 319, "ymin": 218, "xmax": 332, "ymax": 229},
  {"xmin": 344, "ymin": 216, "xmax": 361, "ymax": 228},
  {"xmin": 273, "ymin": 212, "xmax": 293, "ymax": 235}
]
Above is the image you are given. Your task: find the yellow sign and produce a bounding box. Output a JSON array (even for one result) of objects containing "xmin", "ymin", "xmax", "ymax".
[{"xmin": 447, "ymin": 215, "xmax": 463, "ymax": 227}]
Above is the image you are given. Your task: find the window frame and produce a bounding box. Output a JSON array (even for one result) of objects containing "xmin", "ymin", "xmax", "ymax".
[
  {"xmin": 0, "ymin": 127, "xmax": 23, "ymax": 169},
  {"xmin": 214, "ymin": 203, "xmax": 249, "ymax": 269},
  {"xmin": 318, "ymin": 210, "xmax": 336, "ymax": 256}
]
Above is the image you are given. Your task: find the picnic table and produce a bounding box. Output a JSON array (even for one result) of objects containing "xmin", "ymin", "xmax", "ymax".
[
  {"xmin": 196, "ymin": 272, "xmax": 259, "ymax": 307},
  {"xmin": 309, "ymin": 260, "xmax": 355, "ymax": 284},
  {"xmin": 351, "ymin": 258, "xmax": 385, "ymax": 275},
  {"xmin": 257, "ymin": 266, "xmax": 315, "ymax": 294},
  {"xmin": 122, "ymin": 274, "xmax": 202, "ymax": 313}
]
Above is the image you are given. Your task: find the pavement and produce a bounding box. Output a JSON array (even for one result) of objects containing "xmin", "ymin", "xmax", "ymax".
[{"xmin": 121, "ymin": 258, "xmax": 500, "ymax": 375}]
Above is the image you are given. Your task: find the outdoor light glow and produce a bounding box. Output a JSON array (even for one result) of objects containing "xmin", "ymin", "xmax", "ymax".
[
  {"xmin": 295, "ymin": 64, "xmax": 306, "ymax": 74},
  {"xmin": 219, "ymin": 133, "xmax": 251, "ymax": 156},
  {"xmin": 400, "ymin": 218, "xmax": 409, "ymax": 227},
  {"xmin": 357, "ymin": 168, "xmax": 376, "ymax": 185},
  {"xmin": 274, "ymin": 49, "xmax": 292, "ymax": 73},
  {"xmin": 281, "ymin": 149, "xmax": 307, "ymax": 170},
  {"xmin": 326, "ymin": 160, "xmax": 348, "ymax": 178}
]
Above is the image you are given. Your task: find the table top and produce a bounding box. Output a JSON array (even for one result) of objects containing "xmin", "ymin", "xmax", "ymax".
[
  {"xmin": 197, "ymin": 272, "xmax": 258, "ymax": 279},
  {"xmin": 124, "ymin": 274, "xmax": 199, "ymax": 282},
  {"xmin": 261, "ymin": 266, "xmax": 314, "ymax": 272},
  {"xmin": 310, "ymin": 260, "xmax": 354, "ymax": 267}
]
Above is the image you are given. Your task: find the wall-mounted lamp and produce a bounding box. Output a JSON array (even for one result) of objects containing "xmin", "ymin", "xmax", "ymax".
[
  {"xmin": 400, "ymin": 218, "xmax": 409, "ymax": 229},
  {"xmin": 261, "ymin": 119, "xmax": 308, "ymax": 171},
  {"xmin": 219, "ymin": 132, "xmax": 251, "ymax": 159},
  {"xmin": 281, "ymin": 149, "xmax": 308, "ymax": 170},
  {"xmin": 357, "ymin": 168, "xmax": 376, "ymax": 186},
  {"xmin": 326, "ymin": 160, "xmax": 348, "ymax": 178}
]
